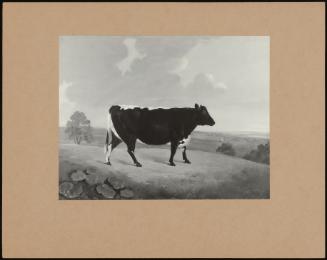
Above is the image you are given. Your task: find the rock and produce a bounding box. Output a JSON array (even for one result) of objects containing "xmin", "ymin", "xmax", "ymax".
[
  {"xmin": 80, "ymin": 193, "xmax": 90, "ymax": 200},
  {"xmin": 120, "ymin": 189, "xmax": 134, "ymax": 199},
  {"xmin": 68, "ymin": 183, "xmax": 83, "ymax": 198},
  {"xmin": 85, "ymin": 166, "xmax": 97, "ymax": 175},
  {"xmin": 59, "ymin": 182, "xmax": 74, "ymax": 197},
  {"xmin": 107, "ymin": 177, "xmax": 125, "ymax": 190},
  {"xmin": 85, "ymin": 174, "xmax": 106, "ymax": 185},
  {"xmin": 96, "ymin": 184, "xmax": 116, "ymax": 199},
  {"xmin": 59, "ymin": 182, "xmax": 83, "ymax": 199},
  {"xmin": 59, "ymin": 161, "xmax": 78, "ymax": 182},
  {"xmin": 71, "ymin": 170, "xmax": 86, "ymax": 181}
]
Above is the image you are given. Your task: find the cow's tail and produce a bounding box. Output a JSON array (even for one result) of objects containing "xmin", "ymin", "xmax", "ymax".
[
  {"xmin": 104, "ymin": 110, "xmax": 113, "ymax": 154},
  {"xmin": 104, "ymin": 130, "xmax": 109, "ymax": 153}
]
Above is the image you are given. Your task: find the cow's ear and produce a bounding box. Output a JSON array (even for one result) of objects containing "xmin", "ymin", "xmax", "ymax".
[{"xmin": 195, "ymin": 103, "xmax": 199, "ymax": 110}]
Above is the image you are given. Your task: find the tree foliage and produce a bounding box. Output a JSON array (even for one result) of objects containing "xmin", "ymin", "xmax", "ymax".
[
  {"xmin": 216, "ymin": 142, "xmax": 236, "ymax": 156},
  {"xmin": 243, "ymin": 142, "xmax": 270, "ymax": 164},
  {"xmin": 65, "ymin": 111, "xmax": 93, "ymax": 144}
]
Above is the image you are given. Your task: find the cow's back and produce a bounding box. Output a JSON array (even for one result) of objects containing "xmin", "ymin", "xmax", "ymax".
[{"xmin": 110, "ymin": 106, "xmax": 144, "ymax": 136}]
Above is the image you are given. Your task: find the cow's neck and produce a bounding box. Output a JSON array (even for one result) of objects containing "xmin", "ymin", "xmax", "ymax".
[
  {"xmin": 184, "ymin": 123, "xmax": 197, "ymax": 137},
  {"xmin": 179, "ymin": 110, "xmax": 198, "ymax": 137}
]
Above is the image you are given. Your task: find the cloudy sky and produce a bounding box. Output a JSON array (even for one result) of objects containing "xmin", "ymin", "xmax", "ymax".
[{"xmin": 60, "ymin": 36, "xmax": 269, "ymax": 133}]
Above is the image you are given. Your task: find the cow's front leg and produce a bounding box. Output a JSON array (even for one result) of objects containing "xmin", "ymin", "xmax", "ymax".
[
  {"xmin": 169, "ymin": 141, "xmax": 178, "ymax": 166},
  {"xmin": 128, "ymin": 149, "xmax": 142, "ymax": 167},
  {"xmin": 182, "ymin": 147, "xmax": 191, "ymax": 164},
  {"xmin": 126, "ymin": 137, "xmax": 142, "ymax": 167}
]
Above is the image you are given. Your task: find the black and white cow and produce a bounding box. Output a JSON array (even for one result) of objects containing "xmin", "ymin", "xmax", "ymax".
[{"xmin": 104, "ymin": 103, "xmax": 215, "ymax": 167}]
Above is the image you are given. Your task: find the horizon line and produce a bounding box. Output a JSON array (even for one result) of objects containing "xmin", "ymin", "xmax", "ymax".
[{"xmin": 58, "ymin": 125, "xmax": 269, "ymax": 134}]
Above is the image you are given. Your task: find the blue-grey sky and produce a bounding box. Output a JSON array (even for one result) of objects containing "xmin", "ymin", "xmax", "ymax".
[{"xmin": 60, "ymin": 36, "xmax": 269, "ymax": 133}]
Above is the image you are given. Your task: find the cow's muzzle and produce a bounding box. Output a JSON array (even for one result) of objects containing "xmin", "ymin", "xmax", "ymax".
[{"xmin": 209, "ymin": 118, "xmax": 215, "ymax": 126}]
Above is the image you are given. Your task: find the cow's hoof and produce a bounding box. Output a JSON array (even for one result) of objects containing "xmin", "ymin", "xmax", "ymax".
[
  {"xmin": 104, "ymin": 162, "xmax": 111, "ymax": 166},
  {"xmin": 135, "ymin": 162, "xmax": 142, "ymax": 167},
  {"xmin": 169, "ymin": 162, "xmax": 176, "ymax": 166},
  {"xmin": 184, "ymin": 160, "xmax": 191, "ymax": 164}
]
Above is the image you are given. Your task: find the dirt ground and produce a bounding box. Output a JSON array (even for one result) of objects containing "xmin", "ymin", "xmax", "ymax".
[{"xmin": 59, "ymin": 143, "xmax": 269, "ymax": 199}]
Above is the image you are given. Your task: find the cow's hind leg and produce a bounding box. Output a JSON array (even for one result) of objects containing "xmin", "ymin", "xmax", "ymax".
[
  {"xmin": 105, "ymin": 144, "xmax": 112, "ymax": 165},
  {"xmin": 182, "ymin": 147, "xmax": 191, "ymax": 164},
  {"xmin": 111, "ymin": 132, "xmax": 122, "ymax": 151},
  {"xmin": 104, "ymin": 130, "xmax": 112, "ymax": 165},
  {"xmin": 126, "ymin": 137, "xmax": 142, "ymax": 167},
  {"xmin": 105, "ymin": 130, "xmax": 122, "ymax": 165}
]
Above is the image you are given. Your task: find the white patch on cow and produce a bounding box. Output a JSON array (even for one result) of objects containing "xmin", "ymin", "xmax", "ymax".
[
  {"xmin": 105, "ymin": 112, "xmax": 123, "ymax": 162},
  {"xmin": 107, "ymin": 111, "xmax": 121, "ymax": 140},
  {"xmin": 119, "ymin": 104, "xmax": 167, "ymax": 110},
  {"xmin": 136, "ymin": 139, "xmax": 147, "ymax": 145},
  {"xmin": 178, "ymin": 135, "xmax": 191, "ymax": 148},
  {"xmin": 118, "ymin": 104, "xmax": 139, "ymax": 110},
  {"xmin": 158, "ymin": 136, "xmax": 191, "ymax": 148},
  {"xmin": 136, "ymin": 139, "xmax": 190, "ymax": 147}
]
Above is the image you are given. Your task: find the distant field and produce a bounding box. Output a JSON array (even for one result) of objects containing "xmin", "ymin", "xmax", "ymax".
[{"xmin": 59, "ymin": 127, "xmax": 269, "ymax": 158}]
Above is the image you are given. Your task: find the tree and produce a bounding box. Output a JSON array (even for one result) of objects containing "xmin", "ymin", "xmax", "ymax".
[
  {"xmin": 243, "ymin": 142, "xmax": 270, "ymax": 164},
  {"xmin": 216, "ymin": 142, "xmax": 236, "ymax": 156},
  {"xmin": 65, "ymin": 111, "xmax": 93, "ymax": 144}
]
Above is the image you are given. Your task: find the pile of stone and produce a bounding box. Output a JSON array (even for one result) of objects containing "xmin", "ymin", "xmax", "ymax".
[{"xmin": 59, "ymin": 167, "xmax": 134, "ymax": 200}]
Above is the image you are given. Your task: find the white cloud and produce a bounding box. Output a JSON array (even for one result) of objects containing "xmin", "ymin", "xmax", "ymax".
[
  {"xmin": 204, "ymin": 73, "xmax": 228, "ymax": 90},
  {"xmin": 59, "ymin": 81, "xmax": 75, "ymax": 126},
  {"xmin": 187, "ymin": 73, "xmax": 227, "ymax": 92},
  {"xmin": 117, "ymin": 38, "xmax": 146, "ymax": 75},
  {"xmin": 170, "ymin": 57, "xmax": 189, "ymax": 74},
  {"xmin": 178, "ymin": 73, "xmax": 228, "ymax": 107},
  {"xmin": 214, "ymin": 82, "xmax": 228, "ymax": 90},
  {"xmin": 59, "ymin": 81, "xmax": 73, "ymax": 104}
]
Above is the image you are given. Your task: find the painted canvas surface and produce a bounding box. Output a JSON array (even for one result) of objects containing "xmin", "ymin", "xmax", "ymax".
[{"xmin": 59, "ymin": 36, "xmax": 270, "ymax": 199}]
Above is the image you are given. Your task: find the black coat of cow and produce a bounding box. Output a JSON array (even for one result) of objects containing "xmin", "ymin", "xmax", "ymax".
[{"xmin": 105, "ymin": 103, "xmax": 215, "ymax": 167}]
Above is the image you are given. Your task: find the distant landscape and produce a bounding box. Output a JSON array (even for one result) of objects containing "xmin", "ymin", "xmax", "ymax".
[
  {"xmin": 59, "ymin": 127, "xmax": 270, "ymax": 200},
  {"xmin": 60, "ymin": 127, "xmax": 268, "ymax": 158}
]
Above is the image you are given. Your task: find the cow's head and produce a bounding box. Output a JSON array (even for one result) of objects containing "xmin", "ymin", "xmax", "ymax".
[{"xmin": 194, "ymin": 103, "xmax": 215, "ymax": 126}]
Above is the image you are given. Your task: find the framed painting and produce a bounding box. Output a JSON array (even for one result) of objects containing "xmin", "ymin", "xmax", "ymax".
[{"xmin": 3, "ymin": 2, "xmax": 325, "ymax": 258}]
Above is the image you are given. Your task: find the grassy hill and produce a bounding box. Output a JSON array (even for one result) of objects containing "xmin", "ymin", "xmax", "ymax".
[
  {"xmin": 60, "ymin": 144, "xmax": 269, "ymax": 199},
  {"xmin": 59, "ymin": 127, "xmax": 269, "ymax": 199}
]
